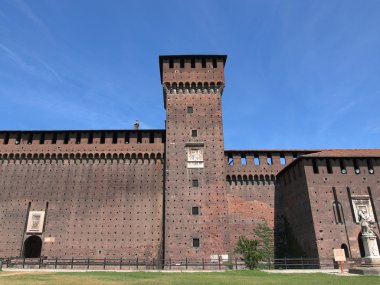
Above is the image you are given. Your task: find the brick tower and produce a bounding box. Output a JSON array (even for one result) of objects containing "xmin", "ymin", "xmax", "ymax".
[{"xmin": 160, "ymin": 55, "xmax": 229, "ymax": 260}]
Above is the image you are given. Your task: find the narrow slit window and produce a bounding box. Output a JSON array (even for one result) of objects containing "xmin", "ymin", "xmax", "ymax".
[
  {"xmin": 191, "ymin": 130, "xmax": 197, "ymax": 137},
  {"xmin": 326, "ymin": 159, "xmax": 333, "ymax": 174},
  {"xmin": 280, "ymin": 154, "xmax": 286, "ymax": 165},
  {"xmin": 312, "ymin": 159, "xmax": 319, "ymax": 174},
  {"xmin": 169, "ymin": 59, "xmax": 174, "ymax": 68},
  {"xmin": 192, "ymin": 238, "xmax": 200, "ymax": 247},
  {"xmin": 192, "ymin": 207, "xmax": 199, "ymax": 215},
  {"xmin": 76, "ymin": 133, "xmax": 81, "ymax": 144},
  {"xmin": 161, "ymin": 133, "xmax": 166, "ymax": 143},
  {"xmin": 191, "ymin": 59, "xmax": 195, "ymax": 68},
  {"xmin": 88, "ymin": 133, "xmax": 93, "ymax": 144},
  {"xmin": 180, "ymin": 59, "xmax": 184, "ymax": 68},
  {"xmin": 112, "ymin": 132, "xmax": 118, "ymax": 144},
  {"xmin": 254, "ymin": 154, "xmax": 260, "ymax": 165},
  {"xmin": 137, "ymin": 132, "xmax": 142, "ymax": 143}
]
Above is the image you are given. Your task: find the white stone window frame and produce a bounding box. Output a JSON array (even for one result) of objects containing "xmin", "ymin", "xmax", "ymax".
[
  {"xmin": 26, "ymin": 211, "xmax": 45, "ymax": 233},
  {"xmin": 351, "ymin": 195, "xmax": 374, "ymax": 224},
  {"xmin": 185, "ymin": 142, "xmax": 204, "ymax": 169}
]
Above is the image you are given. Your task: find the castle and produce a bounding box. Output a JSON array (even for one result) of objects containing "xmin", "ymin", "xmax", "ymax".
[{"xmin": 0, "ymin": 55, "xmax": 379, "ymax": 263}]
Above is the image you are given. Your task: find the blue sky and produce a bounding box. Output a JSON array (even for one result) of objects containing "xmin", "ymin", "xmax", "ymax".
[{"xmin": 0, "ymin": 0, "xmax": 379, "ymax": 150}]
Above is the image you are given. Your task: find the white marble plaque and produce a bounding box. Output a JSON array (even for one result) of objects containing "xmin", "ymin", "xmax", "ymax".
[
  {"xmin": 26, "ymin": 211, "xmax": 45, "ymax": 233},
  {"xmin": 351, "ymin": 196, "xmax": 374, "ymax": 223}
]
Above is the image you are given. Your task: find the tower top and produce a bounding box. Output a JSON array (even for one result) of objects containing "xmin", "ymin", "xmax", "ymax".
[{"xmin": 159, "ymin": 55, "xmax": 227, "ymax": 84}]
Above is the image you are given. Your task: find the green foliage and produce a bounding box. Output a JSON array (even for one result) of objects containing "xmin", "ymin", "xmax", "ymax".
[
  {"xmin": 235, "ymin": 236, "xmax": 262, "ymax": 269},
  {"xmin": 255, "ymin": 222, "xmax": 274, "ymax": 261}
]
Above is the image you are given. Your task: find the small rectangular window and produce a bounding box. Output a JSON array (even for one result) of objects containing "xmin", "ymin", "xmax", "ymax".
[
  {"xmin": 187, "ymin": 106, "xmax": 193, "ymax": 114},
  {"xmin": 367, "ymin": 159, "xmax": 374, "ymax": 174},
  {"xmin": 326, "ymin": 159, "xmax": 333, "ymax": 174},
  {"xmin": 254, "ymin": 154, "xmax": 260, "ymax": 165},
  {"xmin": 100, "ymin": 132, "xmax": 105, "ymax": 144},
  {"xmin": 63, "ymin": 133, "xmax": 69, "ymax": 144},
  {"xmin": 191, "ymin": 130, "xmax": 197, "ymax": 137},
  {"xmin": 112, "ymin": 132, "xmax": 118, "ymax": 144},
  {"xmin": 191, "ymin": 59, "xmax": 195, "ymax": 68},
  {"xmin": 192, "ymin": 207, "xmax": 199, "ymax": 215},
  {"xmin": 227, "ymin": 154, "xmax": 234, "ymax": 165},
  {"xmin": 312, "ymin": 158, "xmax": 319, "ymax": 174},
  {"xmin": 241, "ymin": 154, "xmax": 247, "ymax": 165},
  {"xmin": 280, "ymin": 154, "xmax": 286, "ymax": 165},
  {"xmin": 137, "ymin": 132, "xmax": 142, "ymax": 143},
  {"xmin": 180, "ymin": 59, "xmax": 184, "ymax": 68},
  {"xmin": 169, "ymin": 59, "xmax": 174, "ymax": 68},
  {"xmin": 28, "ymin": 133, "xmax": 34, "ymax": 144},
  {"xmin": 340, "ymin": 159, "xmax": 347, "ymax": 174},
  {"xmin": 3, "ymin": 133, "xmax": 9, "ymax": 144},
  {"xmin": 39, "ymin": 133, "xmax": 45, "ymax": 144},
  {"xmin": 88, "ymin": 133, "xmax": 93, "ymax": 144},
  {"xmin": 124, "ymin": 132, "xmax": 130, "ymax": 144},
  {"xmin": 267, "ymin": 154, "xmax": 273, "ymax": 165},
  {"xmin": 192, "ymin": 238, "xmax": 200, "ymax": 247},
  {"xmin": 149, "ymin": 132, "xmax": 154, "ymax": 143},
  {"xmin": 353, "ymin": 159, "xmax": 360, "ymax": 174},
  {"xmin": 161, "ymin": 133, "xmax": 166, "ymax": 143},
  {"xmin": 192, "ymin": 179, "xmax": 199, "ymax": 187},
  {"xmin": 76, "ymin": 132, "xmax": 81, "ymax": 144},
  {"xmin": 15, "ymin": 132, "xmax": 21, "ymax": 145},
  {"xmin": 202, "ymin": 58, "xmax": 206, "ymax": 68},
  {"xmin": 52, "ymin": 133, "xmax": 57, "ymax": 144},
  {"xmin": 212, "ymin": 58, "xmax": 217, "ymax": 68}
]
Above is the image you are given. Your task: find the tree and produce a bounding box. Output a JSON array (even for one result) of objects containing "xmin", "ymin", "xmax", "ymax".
[
  {"xmin": 255, "ymin": 222, "xmax": 274, "ymax": 261},
  {"xmin": 235, "ymin": 236, "xmax": 262, "ymax": 269}
]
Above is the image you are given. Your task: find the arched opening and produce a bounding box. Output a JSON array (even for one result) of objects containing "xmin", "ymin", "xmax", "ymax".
[
  {"xmin": 23, "ymin": 235, "xmax": 42, "ymax": 258},
  {"xmin": 341, "ymin": 243, "xmax": 350, "ymax": 258},
  {"xmin": 358, "ymin": 233, "xmax": 365, "ymax": 257}
]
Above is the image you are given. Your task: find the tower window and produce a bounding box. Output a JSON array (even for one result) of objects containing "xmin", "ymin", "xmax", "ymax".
[
  {"xmin": 227, "ymin": 153, "xmax": 234, "ymax": 165},
  {"xmin": 340, "ymin": 159, "xmax": 347, "ymax": 174},
  {"xmin": 267, "ymin": 154, "xmax": 273, "ymax": 165},
  {"xmin": 137, "ymin": 132, "xmax": 142, "ymax": 143},
  {"xmin": 112, "ymin": 132, "xmax": 118, "ymax": 144},
  {"xmin": 100, "ymin": 132, "xmax": 105, "ymax": 144},
  {"xmin": 191, "ymin": 130, "xmax": 197, "ymax": 137},
  {"xmin": 353, "ymin": 159, "xmax": 360, "ymax": 174},
  {"xmin": 326, "ymin": 159, "xmax": 333, "ymax": 174},
  {"xmin": 241, "ymin": 154, "xmax": 247, "ymax": 165},
  {"xmin": 192, "ymin": 238, "xmax": 200, "ymax": 248},
  {"xmin": 76, "ymin": 132, "xmax": 81, "ymax": 144},
  {"xmin": 15, "ymin": 132, "xmax": 21, "ymax": 145},
  {"xmin": 169, "ymin": 59, "xmax": 174, "ymax": 68},
  {"xmin": 254, "ymin": 154, "xmax": 260, "ymax": 165},
  {"xmin": 191, "ymin": 59, "xmax": 195, "ymax": 68},
  {"xmin": 312, "ymin": 159, "xmax": 319, "ymax": 174},
  {"xmin": 124, "ymin": 132, "xmax": 130, "ymax": 144},
  {"xmin": 149, "ymin": 132, "xmax": 154, "ymax": 143},
  {"xmin": 280, "ymin": 154, "xmax": 286, "ymax": 165},
  {"xmin": 28, "ymin": 133, "xmax": 34, "ymax": 144},
  {"xmin": 212, "ymin": 58, "xmax": 217, "ymax": 68},
  {"xmin": 192, "ymin": 207, "xmax": 199, "ymax": 215},
  {"xmin": 192, "ymin": 179, "xmax": 199, "ymax": 187},
  {"xmin": 52, "ymin": 133, "xmax": 57, "ymax": 144},
  {"xmin": 202, "ymin": 58, "xmax": 206, "ymax": 68},
  {"xmin": 180, "ymin": 59, "xmax": 184, "ymax": 68},
  {"xmin": 3, "ymin": 133, "xmax": 9, "ymax": 144},
  {"xmin": 187, "ymin": 106, "xmax": 193, "ymax": 114},
  {"xmin": 88, "ymin": 133, "xmax": 93, "ymax": 144},
  {"xmin": 367, "ymin": 159, "xmax": 374, "ymax": 174}
]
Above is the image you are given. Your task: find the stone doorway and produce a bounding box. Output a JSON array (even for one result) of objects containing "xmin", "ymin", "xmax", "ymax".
[{"xmin": 23, "ymin": 235, "xmax": 42, "ymax": 258}]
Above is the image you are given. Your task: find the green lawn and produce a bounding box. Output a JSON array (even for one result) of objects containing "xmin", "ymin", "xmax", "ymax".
[{"xmin": 0, "ymin": 270, "xmax": 378, "ymax": 285}]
